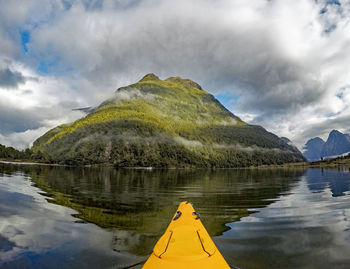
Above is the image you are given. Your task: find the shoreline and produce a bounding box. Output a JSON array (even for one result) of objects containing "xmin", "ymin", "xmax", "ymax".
[
  {"xmin": 0, "ymin": 159, "xmax": 59, "ymax": 167},
  {"xmin": 2, "ymin": 158, "xmax": 350, "ymax": 170}
]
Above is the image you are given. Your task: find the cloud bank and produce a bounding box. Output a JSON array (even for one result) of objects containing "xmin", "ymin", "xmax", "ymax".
[{"xmin": 0, "ymin": 0, "xmax": 350, "ymax": 149}]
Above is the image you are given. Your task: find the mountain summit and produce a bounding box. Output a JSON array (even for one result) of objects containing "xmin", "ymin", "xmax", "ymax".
[
  {"xmin": 33, "ymin": 74, "xmax": 304, "ymax": 167},
  {"xmin": 303, "ymin": 137, "xmax": 325, "ymax": 162},
  {"xmin": 321, "ymin": 130, "xmax": 350, "ymax": 157}
]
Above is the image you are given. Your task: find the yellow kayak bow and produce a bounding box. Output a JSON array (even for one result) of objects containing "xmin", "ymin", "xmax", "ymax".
[{"xmin": 143, "ymin": 201, "xmax": 230, "ymax": 269}]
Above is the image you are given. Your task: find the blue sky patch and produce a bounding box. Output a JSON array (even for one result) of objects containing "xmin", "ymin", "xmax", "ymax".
[
  {"xmin": 215, "ymin": 92, "xmax": 240, "ymax": 111},
  {"xmin": 36, "ymin": 59, "xmax": 75, "ymax": 77},
  {"xmin": 36, "ymin": 61, "xmax": 51, "ymax": 75},
  {"xmin": 327, "ymin": 0, "xmax": 341, "ymax": 5},
  {"xmin": 20, "ymin": 30, "xmax": 30, "ymax": 53}
]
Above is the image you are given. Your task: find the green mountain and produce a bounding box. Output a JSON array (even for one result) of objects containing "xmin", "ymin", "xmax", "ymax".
[{"xmin": 32, "ymin": 74, "xmax": 305, "ymax": 167}]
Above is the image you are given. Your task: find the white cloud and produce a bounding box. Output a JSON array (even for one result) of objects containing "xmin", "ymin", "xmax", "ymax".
[
  {"xmin": 0, "ymin": 59, "xmax": 85, "ymax": 148},
  {"xmin": 0, "ymin": 127, "xmax": 49, "ymax": 150}
]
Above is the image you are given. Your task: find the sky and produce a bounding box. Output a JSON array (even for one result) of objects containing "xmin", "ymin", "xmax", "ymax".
[{"xmin": 0, "ymin": 0, "xmax": 350, "ymax": 150}]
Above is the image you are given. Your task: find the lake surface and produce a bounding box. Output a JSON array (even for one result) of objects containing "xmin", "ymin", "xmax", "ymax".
[{"xmin": 0, "ymin": 163, "xmax": 350, "ymax": 268}]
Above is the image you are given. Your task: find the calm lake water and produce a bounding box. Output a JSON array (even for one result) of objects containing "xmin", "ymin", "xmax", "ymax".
[{"xmin": 0, "ymin": 163, "xmax": 350, "ymax": 268}]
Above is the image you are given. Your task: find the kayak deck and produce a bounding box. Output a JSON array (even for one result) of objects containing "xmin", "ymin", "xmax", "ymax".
[{"xmin": 143, "ymin": 201, "xmax": 230, "ymax": 268}]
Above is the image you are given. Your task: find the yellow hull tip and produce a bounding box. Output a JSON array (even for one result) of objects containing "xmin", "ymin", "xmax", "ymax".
[{"xmin": 143, "ymin": 201, "xmax": 230, "ymax": 268}]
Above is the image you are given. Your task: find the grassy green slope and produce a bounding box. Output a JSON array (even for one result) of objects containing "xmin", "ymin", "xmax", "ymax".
[{"xmin": 32, "ymin": 74, "xmax": 305, "ymax": 167}]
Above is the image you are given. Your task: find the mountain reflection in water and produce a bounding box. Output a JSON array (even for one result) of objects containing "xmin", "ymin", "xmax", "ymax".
[
  {"xmin": 306, "ymin": 168, "xmax": 350, "ymax": 197},
  {"xmin": 1, "ymin": 163, "xmax": 350, "ymax": 269}
]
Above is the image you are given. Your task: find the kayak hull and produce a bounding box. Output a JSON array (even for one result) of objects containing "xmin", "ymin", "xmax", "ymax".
[{"xmin": 143, "ymin": 201, "xmax": 230, "ymax": 269}]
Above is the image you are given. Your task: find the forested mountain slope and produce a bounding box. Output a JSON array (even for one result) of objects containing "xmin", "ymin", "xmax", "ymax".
[{"xmin": 33, "ymin": 74, "xmax": 305, "ymax": 167}]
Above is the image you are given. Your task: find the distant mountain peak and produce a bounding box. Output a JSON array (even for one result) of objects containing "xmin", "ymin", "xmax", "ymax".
[
  {"xmin": 139, "ymin": 73, "xmax": 160, "ymax": 82},
  {"xmin": 303, "ymin": 130, "xmax": 350, "ymax": 161},
  {"xmin": 322, "ymin": 129, "xmax": 350, "ymax": 157},
  {"xmin": 303, "ymin": 137, "xmax": 325, "ymax": 162},
  {"xmin": 329, "ymin": 129, "xmax": 343, "ymax": 137},
  {"xmin": 307, "ymin": 137, "xmax": 325, "ymax": 144}
]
